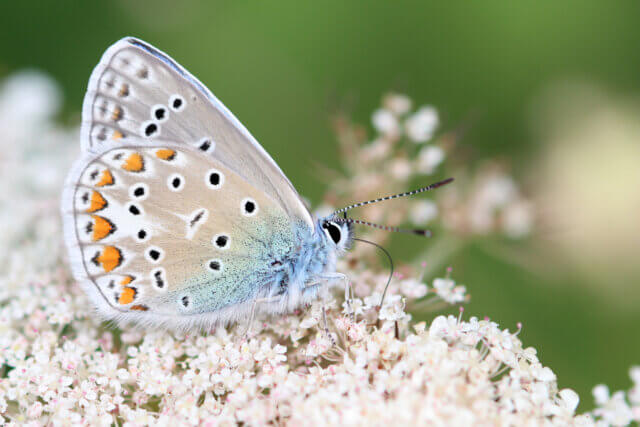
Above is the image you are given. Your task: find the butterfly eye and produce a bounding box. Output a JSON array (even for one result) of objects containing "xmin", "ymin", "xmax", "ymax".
[
  {"xmin": 212, "ymin": 234, "xmax": 230, "ymax": 250},
  {"xmin": 167, "ymin": 173, "xmax": 185, "ymax": 192},
  {"xmin": 129, "ymin": 183, "xmax": 149, "ymax": 200},
  {"xmin": 322, "ymin": 221, "xmax": 342, "ymax": 245},
  {"xmin": 169, "ymin": 94, "xmax": 186, "ymax": 112},
  {"xmin": 205, "ymin": 169, "xmax": 224, "ymax": 189},
  {"xmin": 241, "ymin": 198, "xmax": 258, "ymax": 217}
]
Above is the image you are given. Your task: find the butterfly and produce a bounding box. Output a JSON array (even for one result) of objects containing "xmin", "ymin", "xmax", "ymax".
[{"xmin": 61, "ymin": 37, "xmax": 452, "ymax": 331}]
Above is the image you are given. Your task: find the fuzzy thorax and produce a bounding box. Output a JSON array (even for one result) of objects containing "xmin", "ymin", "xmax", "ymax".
[{"xmin": 270, "ymin": 218, "xmax": 352, "ymax": 312}]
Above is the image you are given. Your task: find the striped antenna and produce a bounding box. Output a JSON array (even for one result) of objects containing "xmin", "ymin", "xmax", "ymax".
[
  {"xmin": 335, "ymin": 217, "xmax": 432, "ymax": 237},
  {"xmin": 332, "ymin": 177, "xmax": 454, "ymax": 216}
]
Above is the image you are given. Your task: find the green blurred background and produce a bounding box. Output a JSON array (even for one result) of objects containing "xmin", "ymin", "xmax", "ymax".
[{"xmin": 2, "ymin": 1, "xmax": 639, "ymax": 410}]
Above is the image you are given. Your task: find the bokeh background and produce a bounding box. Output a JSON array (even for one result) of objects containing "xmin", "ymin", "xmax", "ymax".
[{"xmin": 1, "ymin": 1, "xmax": 639, "ymax": 410}]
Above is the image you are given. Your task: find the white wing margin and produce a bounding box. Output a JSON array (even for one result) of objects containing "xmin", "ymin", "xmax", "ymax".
[{"xmin": 81, "ymin": 37, "xmax": 314, "ymax": 229}]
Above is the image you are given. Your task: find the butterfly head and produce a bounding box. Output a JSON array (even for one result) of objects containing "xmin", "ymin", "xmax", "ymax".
[{"xmin": 319, "ymin": 217, "xmax": 353, "ymax": 252}]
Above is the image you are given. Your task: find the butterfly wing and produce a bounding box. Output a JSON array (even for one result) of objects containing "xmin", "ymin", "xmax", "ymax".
[
  {"xmin": 81, "ymin": 37, "xmax": 314, "ymax": 229},
  {"xmin": 62, "ymin": 142, "xmax": 306, "ymax": 329}
]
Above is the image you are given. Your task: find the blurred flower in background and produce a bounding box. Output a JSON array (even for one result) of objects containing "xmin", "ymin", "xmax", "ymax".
[
  {"xmin": 0, "ymin": 72, "xmax": 77, "ymax": 276},
  {"xmin": 325, "ymin": 91, "xmax": 534, "ymax": 282},
  {"xmin": 530, "ymin": 81, "xmax": 640, "ymax": 309}
]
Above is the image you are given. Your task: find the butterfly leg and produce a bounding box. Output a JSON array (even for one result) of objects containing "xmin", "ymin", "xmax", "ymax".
[
  {"xmin": 317, "ymin": 273, "xmax": 354, "ymax": 320},
  {"xmin": 322, "ymin": 305, "xmax": 336, "ymax": 347},
  {"xmin": 298, "ymin": 282, "xmax": 336, "ymax": 346},
  {"xmin": 243, "ymin": 295, "xmax": 284, "ymax": 338}
]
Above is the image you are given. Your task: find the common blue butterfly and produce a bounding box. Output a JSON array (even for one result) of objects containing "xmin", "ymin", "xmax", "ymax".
[{"xmin": 61, "ymin": 37, "xmax": 452, "ymax": 331}]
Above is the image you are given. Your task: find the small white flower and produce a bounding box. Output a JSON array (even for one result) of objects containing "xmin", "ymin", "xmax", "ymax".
[
  {"xmin": 372, "ymin": 108, "xmax": 400, "ymax": 138},
  {"xmin": 502, "ymin": 200, "xmax": 533, "ymax": 238},
  {"xmin": 405, "ymin": 106, "xmax": 439, "ymax": 143},
  {"xmin": 416, "ymin": 145, "xmax": 445, "ymax": 175},
  {"xmin": 593, "ymin": 384, "xmax": 610, "ymax": 405},
  {"xmin": 363, "ymin": 292, "xmax": 382, "ymax": 310},
  {"xmin": 0, "ymin": 70, "xmax": 61, "ymax": 126},
  {"xmin": 558, "ymin": 388, "xmax": 580, "ymax": 414},
  {"xmin": 399, "ymin": 278, "xmax": 428, "ymax": 299},
  {"xmin": 428, "ymin": 315, "xmax": 453, "ymax": 337},
  {"xmin": 346, "ymin": 321, "xmax": 367, "ymax": 341},
  {"xmin": 361, "ymin": 138, "xmax": 392, "ymax": 162},
  {"xmin": 629, "ymin": 366, "xmax": 640, "ymax": 406},
  {"xmin": 432, "ymin": 277, "xmax": 466, "ymax": 304},
  {"xmin": 630, "ymin": 366, "xmax": 640, "ymax": 385},
  {"xmin": 532, "ymin": 365, "xmax": 556, "ymax": 383},
  {"xmin": 27, "ymin": 401, "xmax": 44, "ymax": 419},
  {"xmin": 299, "ymin": 303, "xmax": 323, "ymax": 329},
  {"xmin": 378, "ymin": 294, "xmax": 408, "ymax": 322},
  {"xmin": 342, "ymin": 297, "xmax": 364, "ymax": 316},
  {"xmin": 304, "ymin": 333, "xmax": 334, "ymax": 358},
  {"xmin": 383, "ymin": 93, "xmax": 413, "ymax": 116},
  {"xmin": 478, "ymin": 175, "xmax": 517, "ymax": 208},
  {"xmin": 592, "ymin": 389, "xmax": 635, "ymax": 426},
  {"xmin": 389, "ymin": 158, "xmax": 411, "ymax": 181},
  {"xmin": 409, "ymin": 200, "xmax": 438, "ymax": 225}
]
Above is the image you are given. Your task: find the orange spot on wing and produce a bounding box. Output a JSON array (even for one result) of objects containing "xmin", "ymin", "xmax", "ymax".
[
  {"xmin": 120, "ymin": 275, "xmax": 134, "ymax": 285},
  {"xmin": 118, "ymin": 287, "xmax": 136, "ymax": 305},
  {"xmin": 118, "ymin": 84, "xmax": 129, "ymax": 97},
  {"xmin": 130, "ymin": 304, "xmax": 148, "ymax": 311},
  {"xmin": 112, "ymin": 107, "xmax": 123, "ymax": 122},
  {"xmin": 97, "ymin": 246, "xmax": 122, "ymax": 272},
  {"xmin": 112, "ymin": 130, "xmax": 123, "ymax": 140},
  {"xmin": 92, "ymin": 215, "xmax": 115, "ymax": 241},
  {"xmin": 96, "ymin": 170, "xmax": 114, "ymax": 187},
  {"xmin": 155, "ymin": 149, "xmax": 176, "ymax": 161},
  {"xmin": 122, "ymin": 153, "xmax": 144, "ymax": 172},
  {"xmin": 87, "ymin": 191, "xmax": 107, "ymax": 213}
]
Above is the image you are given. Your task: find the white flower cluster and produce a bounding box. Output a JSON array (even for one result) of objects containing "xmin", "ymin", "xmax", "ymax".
[
  {"xmin": 591, "ymin": 369, "xmax": 640, "ymax": 426},
  {"xmin": 328, "ymin": 92, "xmax": 532, "ymax": 249},
  {"xmin": 440, "ymin": 165, "xmax": 534, "ymax": 238},
  {"xmin": 0, "ymin": 72, "xmax": 637, "ymax": 426},
  {"xmin": 371, "ymin": 93, "xmax": 445, "ymax": 177}
]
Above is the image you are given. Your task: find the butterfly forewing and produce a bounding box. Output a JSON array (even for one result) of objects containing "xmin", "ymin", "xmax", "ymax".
[
  {"xmin": 81, "ymin": 37, "xmax": 313, "ymax": 229},
  {"xmin": 62, "ymin": 143, "xmax": 300, "ymax": 325}
]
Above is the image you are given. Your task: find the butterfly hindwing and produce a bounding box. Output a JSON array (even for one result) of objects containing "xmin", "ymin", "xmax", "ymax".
[
  {"xmin": 62, "ymin": 142, "xmax": 302, "ymax": 328},
  {"xmin": 81, "ymin": 37, "xmax": 314, "ymax": 230}
]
